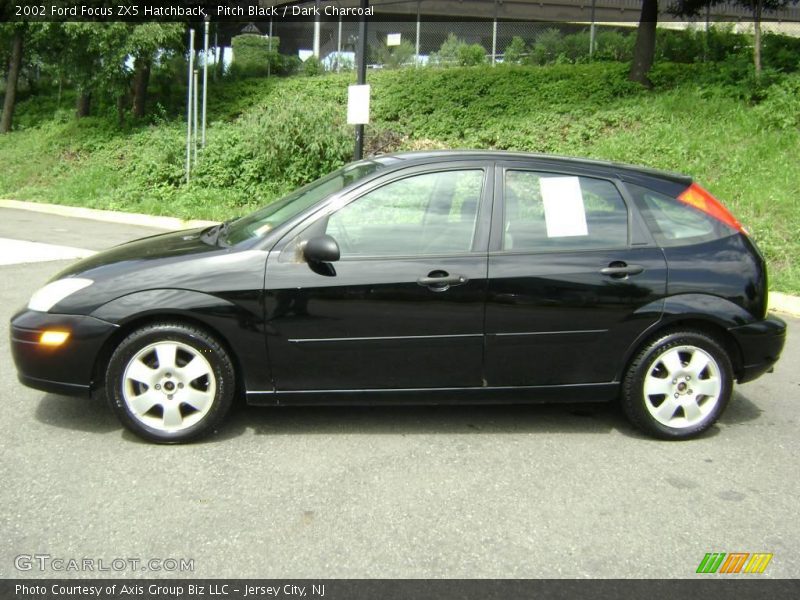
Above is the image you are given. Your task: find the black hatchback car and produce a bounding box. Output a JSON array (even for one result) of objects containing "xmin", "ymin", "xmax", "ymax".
[{"xmin": 11, "ymin": 151, "xmax": 786, "ymax": 443}]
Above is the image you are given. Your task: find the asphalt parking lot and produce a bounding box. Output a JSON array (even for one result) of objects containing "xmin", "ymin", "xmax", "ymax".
[{"xmin": 0, "ymin": 206, "xmax": 798, "ymax": 579}]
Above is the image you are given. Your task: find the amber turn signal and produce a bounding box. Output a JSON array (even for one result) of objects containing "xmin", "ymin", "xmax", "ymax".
[{"xmin": 39, "ymin": 330, "xmax": 70, "ymax": 346}]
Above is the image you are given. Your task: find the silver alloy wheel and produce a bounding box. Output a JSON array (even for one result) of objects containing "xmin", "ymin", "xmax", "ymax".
[
  {"xmin": 121, "ymin": 341, "xmax": 216, "ymax": 433},
  {"xmin": 643, "ymin": 344, "xmax": 722, "ymax": 429}
]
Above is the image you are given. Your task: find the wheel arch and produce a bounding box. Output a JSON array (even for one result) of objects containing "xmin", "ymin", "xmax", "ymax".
[
  {"xmin": 618, "ymin": 316, "xmax": 745, "ymax": 384},
  {"xmin": 91, "ymin": 289, "xmax": 258, "ymax": 396},
  {"xmin": 90, "ymin": 312, "xmax": 248, "ymax": 399}
]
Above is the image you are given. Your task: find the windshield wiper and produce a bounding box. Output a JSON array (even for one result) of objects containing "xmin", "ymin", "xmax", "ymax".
[{"xmin": 201, "ymin": 218, "xmax": 237, "ymax": 246}]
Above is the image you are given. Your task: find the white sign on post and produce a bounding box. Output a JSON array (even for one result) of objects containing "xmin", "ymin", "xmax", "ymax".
[
  {"xmin": 387, "ymin": 33, "xmax": 402, "ymax": 46},
  {"xmin": 347, "ymin": 84, "xmax": 371, "ymax": 125},
  {"xmin": 539, "ymin": 176, "xmax": 588, "ymax": 238}
]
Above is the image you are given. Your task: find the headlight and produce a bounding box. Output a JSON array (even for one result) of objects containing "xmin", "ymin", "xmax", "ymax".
[{"xmin": 27, "ymin": 278, "xmax": 93, "ymax": 312}]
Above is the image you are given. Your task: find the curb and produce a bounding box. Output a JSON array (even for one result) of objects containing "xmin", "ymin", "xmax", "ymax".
[
  {"xmin": 769, "ymin": 292, "xmax": 800, "ymax": 318},
  {"xmin": 2, "ymin": 198, "xmax": 799, "ymax": 318},
  {"xmin": 0, "ymin": 199, "xmax": 217, "ymax": 231}
]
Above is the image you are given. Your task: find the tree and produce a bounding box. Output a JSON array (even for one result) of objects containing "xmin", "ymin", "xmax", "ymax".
[
  {"xmin": 125, "ymin": 24, "xmax": 184, "ymax": 119},
  {"xmin": 58, "ymin": 22, "xmax": 183, "ymax": 121},
  {"xmin": 629, "ymin": 0, "xmax": 660, "ymax": 87},
  {"xmin": 671, "ymin": 0, "xmax": 800, "ymax": 75},
  {"xmin": 0, "ymin": 24, "xmax": 26, "ymax": 133}
]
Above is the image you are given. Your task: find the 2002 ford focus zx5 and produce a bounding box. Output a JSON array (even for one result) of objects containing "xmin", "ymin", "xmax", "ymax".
[{"xmin": 10, "ymin": 152, "xmax": 786, "ymax": 443}]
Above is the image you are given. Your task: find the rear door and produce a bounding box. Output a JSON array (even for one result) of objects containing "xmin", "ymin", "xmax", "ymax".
[{"xmin": 485, "ymin": 162, "xmax": 667, "ymax": 387}]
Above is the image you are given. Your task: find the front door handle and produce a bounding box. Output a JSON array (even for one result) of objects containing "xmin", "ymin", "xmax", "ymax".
[
  {"xmin": 417, "ymin": 271, "xmax": 468, "ymax": 291},
  {"xmin": 600, "ymin": 263, "xmax": 644, "ymax": 278}
]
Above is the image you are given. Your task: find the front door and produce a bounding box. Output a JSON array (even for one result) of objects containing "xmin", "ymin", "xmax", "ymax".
[{"xmin": 264, "ymin": 165, "xmax": 492, "ymax": 392}]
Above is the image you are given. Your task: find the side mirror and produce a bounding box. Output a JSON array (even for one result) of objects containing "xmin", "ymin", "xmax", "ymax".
[{"xmin": 304, "ymin": 235, "xmax": 340, "ymax": 263}]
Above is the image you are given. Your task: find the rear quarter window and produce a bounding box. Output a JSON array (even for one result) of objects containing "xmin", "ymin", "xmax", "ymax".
[{"xmin": 627, "ymin": 183, "xmax": 733, "ymax": 247}]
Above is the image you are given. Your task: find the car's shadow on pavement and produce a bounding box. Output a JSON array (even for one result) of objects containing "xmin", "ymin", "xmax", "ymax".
[
  {"xmin": 33, "ymin": 390, "xmax": 764, "ymax": 444},
  {"xmin": 35, "ymin": 392, "xmax": 119, "ymax": 434}
]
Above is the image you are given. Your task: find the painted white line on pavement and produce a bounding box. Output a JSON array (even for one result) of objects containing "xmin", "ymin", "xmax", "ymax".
[{"xmin": 0, "ymin": 237, "xmax": 95, "ymax": 266}]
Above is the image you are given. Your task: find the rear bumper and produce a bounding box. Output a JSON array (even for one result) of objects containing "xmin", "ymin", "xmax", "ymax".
[
  {"xmin": 10, "ymin": 309, "xmax": 118, "ymax": 397},
  {"xmin": 729, "ymin": 315, "xmax": 787, "ymax": 384}
]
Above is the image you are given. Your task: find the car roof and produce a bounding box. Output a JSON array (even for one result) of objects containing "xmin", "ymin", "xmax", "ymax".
[{"xmin": 374, "ymin": 150, "xmax": 693, "ymax": 186}]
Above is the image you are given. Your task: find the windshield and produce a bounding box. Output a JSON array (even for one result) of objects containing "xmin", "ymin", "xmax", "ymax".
[{"xmin": 224, "ymin": 160, "xmax": 385, "ymax": 245}]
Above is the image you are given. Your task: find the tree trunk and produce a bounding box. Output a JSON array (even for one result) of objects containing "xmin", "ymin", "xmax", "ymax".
[
  {"xmin": 216, "ymin": 45, "xmax": 226, "ymax": 79},
  {"xmin": 132, "ymin": 55, "xmax": 151, "ymax": 119},
  {"xmin": 628, "ymin": 0, "xmax": 659, "ymax": 88},
  {"xmin": 117, "ymin": 94, "xmax": 126, "ymax": 127},
  {"xmin": 753, "ymin": 0, "xmax": 763, "ymax": 77},
  {"xmin": 0, "ymin": 29, "xmax": 24, "ymax": 134},
  {"xmin": 76, "ymin": 91, "xmax": 91, "ymax": 118}
]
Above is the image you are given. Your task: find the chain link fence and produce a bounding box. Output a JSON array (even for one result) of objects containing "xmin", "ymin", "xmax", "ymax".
[{"xmin": 257, "ymin": 16, "xmax": 800, "ymax": 73}]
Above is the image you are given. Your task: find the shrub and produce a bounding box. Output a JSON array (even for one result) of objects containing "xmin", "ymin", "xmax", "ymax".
[
  {"xmin": 656, "ymin": 27, "xmax": 703, "ymax": 63},
  {"xmin": 762, "ymin": 32, "xmax": 800, "ymax": 73},
  {"xmin": 231, "ymin": 34, "xmax": 281, "ymax": 77},
  {"xmin": 373, "ymin": 40, "xmax": 417, "ymax": 69},
  {"xmin": 431, "ymin": 34, "xmax": 486, "ymax": 67},
  {"xmin": 302, "ymin": 56, "xmax": 323, "ymax": 77},
  {"xmin": 503, "ymin": 36, "xmax": 527, "ymax": 64},
  {"xmin": 192, "ymin": 92, "xmax": 351, "ymax": 199},
  {"xmin": 594, "ymin": 30, "xmax": 635, "ymax": 62},
  {"xmin": 458, "ymin": 43, "xmax": 487, "ymax": 66},
  {"xmin": 754, "ymin": 75, "xmax": 800, "ymax": 130},
  {"xmin": 527, "ymin": 28, "xmax": 564, "ymax": 65}
]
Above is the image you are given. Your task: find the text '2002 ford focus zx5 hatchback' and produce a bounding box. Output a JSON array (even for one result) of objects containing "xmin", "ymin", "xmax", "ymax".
[{"xmin": 11, "ymin": 151, "xmax": 786, "ymax": 443}]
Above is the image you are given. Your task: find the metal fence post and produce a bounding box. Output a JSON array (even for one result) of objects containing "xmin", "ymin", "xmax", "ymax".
[
  {"xmin": 416, "ymin": 0, "xmax": 421, "ymax": 66},
  {"xmin": 193, "ymin": 70, "xmax": 199, "ymax": 166},
  {"xmin": 185, "ymin": 28, "xmax": 194, "ymax": 184},
  {"xmin": 202, "ymin": 18, "xmax": 209, "ymax": 148}
]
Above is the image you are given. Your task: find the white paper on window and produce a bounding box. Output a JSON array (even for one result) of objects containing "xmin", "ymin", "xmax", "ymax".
[{"xmin": 539, "ymin": 176, "xmax": 588, "ymax": 238}]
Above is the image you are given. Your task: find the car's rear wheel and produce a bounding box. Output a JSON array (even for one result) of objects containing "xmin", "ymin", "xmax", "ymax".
[
  {"xmin": 621, "ymin": 330, "xmax": 733, "ymax": 440},
  {"xmin": 106, "ymin": 322, "xmax": 235, "ymax": 443}
]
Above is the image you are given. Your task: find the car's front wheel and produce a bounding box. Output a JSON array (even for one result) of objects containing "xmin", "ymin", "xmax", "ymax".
[
  {"xmin": 621, "ymin": 330, "xmax": 733, "ymax": 440},
  {"xmin": 106, "ymin": 322, "xmax": 235, "ymax": 443}
]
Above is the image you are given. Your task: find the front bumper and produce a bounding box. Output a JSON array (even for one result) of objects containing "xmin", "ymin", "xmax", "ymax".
[
  {"xmin": 10, "ymin": 309, "xmax": 118, "ymax": 397},
  {"xmin": 729, "ymin": 315, "xmax": 787, "ymax": 384}
]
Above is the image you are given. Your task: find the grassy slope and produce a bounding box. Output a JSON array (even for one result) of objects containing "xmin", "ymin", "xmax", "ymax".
[{"xmin": 0, "ymin": 63, "xmax": 797, "ymax": 292}]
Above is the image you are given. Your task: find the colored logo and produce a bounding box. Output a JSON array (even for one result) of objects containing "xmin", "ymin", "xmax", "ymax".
[{"xmin": 696, "ymin": 552, "xmax": 773, "ymax": 574}]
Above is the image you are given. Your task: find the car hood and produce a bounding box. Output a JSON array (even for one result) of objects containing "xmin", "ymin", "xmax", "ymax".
[
  {"xmin": 56, "ymin": 227, "xmax": 218, "ymax": 279},
  {"xmin": 47, "ymin": 228, "xmax": 266, "ymax": 315}
]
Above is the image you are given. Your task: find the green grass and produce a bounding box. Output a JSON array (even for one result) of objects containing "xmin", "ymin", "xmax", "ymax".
[{"xmin": 0, "ymin": 63, "xmax": 798, "ymax": 293}]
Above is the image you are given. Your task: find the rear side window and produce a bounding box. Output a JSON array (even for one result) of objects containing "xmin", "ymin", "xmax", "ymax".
[
  {"xmin": 503, "ymin": 171, "xmax": 629, "ymax": 252},
  {"xmin": 627, "ymin": 184, "xmax": 733, "ymax": 247}
]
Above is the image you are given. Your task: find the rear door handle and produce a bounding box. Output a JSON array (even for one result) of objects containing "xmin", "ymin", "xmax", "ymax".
[
  {"xmin": 417, "ymin": 271, "xmax": 468, "ymax": 291},
  {"xmin": 600, "ymin": 263, "xmax": 644, "ymax": 278}
]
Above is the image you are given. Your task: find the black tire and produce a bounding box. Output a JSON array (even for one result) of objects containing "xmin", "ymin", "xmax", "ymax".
[
  {"xmin": 106, "ymin": 322, "xmax": 235, "ymax": 443},
  {"xmin": 621, "ymin": 330, "xmax": 733, "ymax": 440}
]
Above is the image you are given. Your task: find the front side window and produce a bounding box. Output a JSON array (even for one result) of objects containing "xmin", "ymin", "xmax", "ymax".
[
  {"xmin": 324, "ymin": 169, "xmax": 485, "ymax": 257},
  {"xmin": 225, "ymin": 160, "xmax": 384, "ymax": 245},
  {"xmin": 503, "ymin": 170, "xmax": 629, "ymax": 252}
]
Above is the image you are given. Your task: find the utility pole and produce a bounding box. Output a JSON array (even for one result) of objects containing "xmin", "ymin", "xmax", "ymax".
[{"xmin": 354, "ymin": 0, "xmax": 369, "ymax": 160}]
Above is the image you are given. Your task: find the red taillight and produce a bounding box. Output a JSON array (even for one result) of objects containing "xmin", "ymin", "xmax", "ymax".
[{"xmin": 677, "ymin": 183, "xmax": 747, "ymax": 234}]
